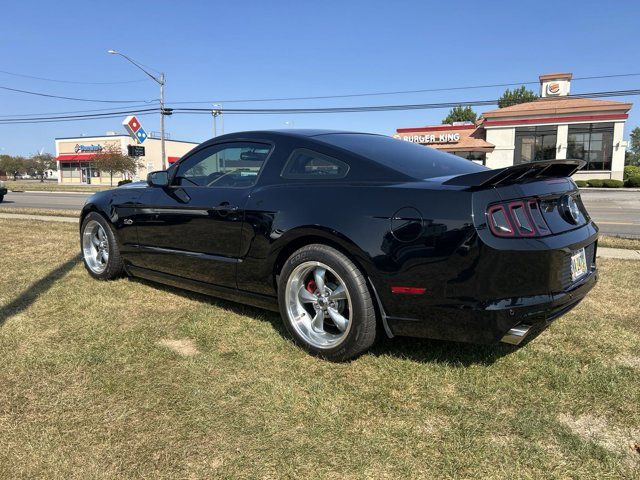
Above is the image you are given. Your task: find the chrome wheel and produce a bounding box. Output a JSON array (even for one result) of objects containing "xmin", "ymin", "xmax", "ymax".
[
  {"xmin": 82, "ymin": 220, "xmax": 109, "ymax": 274},
  {"xmin": 285, "ymin": 261, "xmax": 352, "ymax": 349}
]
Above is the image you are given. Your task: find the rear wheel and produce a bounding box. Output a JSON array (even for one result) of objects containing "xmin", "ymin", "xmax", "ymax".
[
  {"xmin": 81, "ymin": 212, "xmax": 124, "ymax": 280},
  {"xmin": 278, "ymin": 244, "xmax": 377, "ymax": 361}
]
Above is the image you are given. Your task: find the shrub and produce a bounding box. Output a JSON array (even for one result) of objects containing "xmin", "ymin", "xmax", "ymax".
[
  {"xmin": 602, "ymin": 179, "xmax": 624, "ymax": 188},
  {"xmin": 575, "ymin": 180, "xmax": 588, "ymax": 187},
  {"xmin": 624, "ymin": 175, "xmax": 640, "ymax": 188},
  {"xmin": 587, "ymin": 179, "xmax": 604, "ymax": 188},
  {"xmin": 117, "ymin": 179, "xmax": 133, "ymax": 187},
  {"xmin": 624, "ymin": 165, "xmax": 640, "ymax": 180}
]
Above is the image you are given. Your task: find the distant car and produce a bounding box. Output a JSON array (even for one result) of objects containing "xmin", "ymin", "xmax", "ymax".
[
  {"xmin": 80, "ymin": 130, "xmax": 598, "ymax": 361},
  {"xmin": 0, "ymin": 180, "xmax": 6, "ymax": 202}
]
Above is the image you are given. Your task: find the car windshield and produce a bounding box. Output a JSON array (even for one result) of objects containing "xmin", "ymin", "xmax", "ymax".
[{"xmin": 317, "ymin": 133, "xmax": 487, "ymax": 180}]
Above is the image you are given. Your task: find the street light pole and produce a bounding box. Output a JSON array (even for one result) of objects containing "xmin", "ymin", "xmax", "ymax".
[{"xmin": 108, "ymin": 50, "xmax": 167, "ymax": 170}]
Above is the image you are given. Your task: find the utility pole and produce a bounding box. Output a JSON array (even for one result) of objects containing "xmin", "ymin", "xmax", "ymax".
[
  {"xmin": 213, "ymin": 104, "xmax": 224, "ymax": 137},
  {"xmin": 108, "ymin": 50, "xmax": 167, "ymax": 170}
]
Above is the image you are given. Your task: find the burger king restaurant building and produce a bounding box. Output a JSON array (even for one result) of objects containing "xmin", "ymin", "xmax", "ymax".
[
  {"xmin": 55, "ymin": 134, "xmax": 198, "ymax": 185},
  {"xmin": 395, "ymin": 73, "xmax": 632, "ymax": 181}
]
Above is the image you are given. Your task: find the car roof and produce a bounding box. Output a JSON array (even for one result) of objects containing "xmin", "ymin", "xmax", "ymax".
[{"xmin": 205, "ymin": 129, "xmax": 384, "ymax": 141}]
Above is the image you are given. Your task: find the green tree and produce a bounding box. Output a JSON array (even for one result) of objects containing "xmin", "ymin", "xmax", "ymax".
[
  {"xmin": 28, "ymin": 153, "xmax": 56, "ymax": 182},
  {"xmin": 93, "ymin": 146, "xmax": 141, "ymax": 186},
  {"xmin": 625, "ymin": 127, "xmax": 640, "ymax": 166},
  {"xmin": 442, "ymin": 105, "xmax": 477, "ymax": 124},
  {"xmin": 0, "ymin": 155, "xmax": 28, "ymax": 180},
  {"xmin": 498, "ymin": 85, "xmax": 539, "ymax": 108}
]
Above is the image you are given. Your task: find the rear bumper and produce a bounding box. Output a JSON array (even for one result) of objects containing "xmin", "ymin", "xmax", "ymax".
[{"xmin": 385, "ymin": 266, "xmax": 597, "ymax": 344}]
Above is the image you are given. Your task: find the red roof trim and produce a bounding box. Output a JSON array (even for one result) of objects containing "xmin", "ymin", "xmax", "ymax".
[
  {"xmin": 55, "ymin": 153, "xmax": 98, "ymax": 162},
  {"xmin": 396, "ymin": 124, "xmax": 476, "ymax": 133},
  {"xmin": 168, "ymin": 156, "xmax": 181, "ymax": 164},
  {"xmin": 483, "ymin": 113, "xmax": 628, "ymax": 127}
]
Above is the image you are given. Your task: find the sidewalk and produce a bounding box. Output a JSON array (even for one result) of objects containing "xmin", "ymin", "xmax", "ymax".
[{"xmin": 596, "ymin": 247, "xmax": 640, "ymax": 260}]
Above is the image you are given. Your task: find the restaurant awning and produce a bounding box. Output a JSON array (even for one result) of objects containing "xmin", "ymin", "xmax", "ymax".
[{"xmin": 55, "ymin": 154, "xmax": 98, "ymax": 162}]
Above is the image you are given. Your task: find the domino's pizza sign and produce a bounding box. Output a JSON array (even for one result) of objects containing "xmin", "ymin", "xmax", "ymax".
[{"xmin": 122, "ymin": 115, "xmax": 148, "ymax": 144}]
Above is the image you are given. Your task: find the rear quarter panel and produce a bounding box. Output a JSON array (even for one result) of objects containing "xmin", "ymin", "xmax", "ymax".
[{"xmin": 238, "ymin": 181, "xmax": 476, "ymax": 319}]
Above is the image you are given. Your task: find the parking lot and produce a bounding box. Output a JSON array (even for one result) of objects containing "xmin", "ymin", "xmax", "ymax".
[{"xmin": 1, "ymin": 218, "xmax": 638, "ymax": 478}]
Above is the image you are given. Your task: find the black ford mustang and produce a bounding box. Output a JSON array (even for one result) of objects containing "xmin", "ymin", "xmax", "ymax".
[{"xmin": 80, "ymin": 130, "xmax": 598, "ymax": 360}]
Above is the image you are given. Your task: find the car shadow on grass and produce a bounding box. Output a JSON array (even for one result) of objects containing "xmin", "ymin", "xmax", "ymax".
[
  {"xmin": 0, "ymin": 253, "xmax": 82, "ymax": 327},
  {"xmin": 129, "ymin": 277, "xmax": 517, "ymax": 366}
]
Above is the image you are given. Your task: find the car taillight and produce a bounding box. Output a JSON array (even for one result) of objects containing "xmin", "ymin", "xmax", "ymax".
[{"xmin": 487, "ymin": 199, "xmax": 550, "ymax": 238}]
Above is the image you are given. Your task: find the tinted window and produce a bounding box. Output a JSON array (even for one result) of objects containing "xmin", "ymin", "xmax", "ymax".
[
  {"xmin": 514, "ymin": 126, "xmax": 557, "ymax": 164},
  {"xmin": 282, "ymin": 149, "xmax": 349, "ymax": 179},
  {"xmin": 567, "ymin": 123, "xmax": 614, "ymax": 171},
  {"xmin": 317, "ymin": 133, "xmax": 486, "ymax": 179},
  {"xmin": 175, "ymin": 142, "xmax": 271, "ymax": 188}
]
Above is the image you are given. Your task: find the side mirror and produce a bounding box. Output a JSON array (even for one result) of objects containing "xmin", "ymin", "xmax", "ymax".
[{"xmin": 147, "ymin": 170, "xmax": 169, "ymax": 187}]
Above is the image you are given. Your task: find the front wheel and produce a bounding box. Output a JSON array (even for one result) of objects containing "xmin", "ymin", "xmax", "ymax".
[
  {"xmin": 80, "ymin": 212, "xmax": 124, "ymax": 280},
  {"xmin": 278, "ymin": 244, "xmax": 377, "ymax": 361}
]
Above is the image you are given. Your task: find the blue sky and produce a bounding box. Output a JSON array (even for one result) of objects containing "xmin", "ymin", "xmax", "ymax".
[{"xmin": 1, "ymin": 0, "xmax": 639, "ymax": 156}]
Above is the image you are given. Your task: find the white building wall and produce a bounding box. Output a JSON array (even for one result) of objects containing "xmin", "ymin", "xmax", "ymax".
[
  {"xmin": 556, "ymin": 124, "xmax": 568, "ymax": 160},
  {"xmin": 484, "ymin": 127, "xmax": 515, "ymax": 169}
]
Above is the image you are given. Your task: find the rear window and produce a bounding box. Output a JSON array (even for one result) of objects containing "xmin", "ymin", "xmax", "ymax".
[{"xmin": 317, "ymin": 133, "xmax": 487, "ymax": 179}]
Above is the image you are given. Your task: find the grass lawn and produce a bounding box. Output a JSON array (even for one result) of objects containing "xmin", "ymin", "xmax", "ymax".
[
  {"xmin": 0, "ymin": 219, "xmax": 638, "ymax": 479},
  {"xmin": 599, "ymin": 235, "xmax": 640, "ymax": 251},
  {"xmin": 5, "ymin": 180, "xmax": 110, "ymax": 193}
]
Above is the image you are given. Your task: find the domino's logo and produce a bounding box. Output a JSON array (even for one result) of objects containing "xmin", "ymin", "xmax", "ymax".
[
  {"xmin": 123, "ymin": 115, "xmax": 147, "ymax": 144},
  {"xmin": 135, "ymin": 128, "xmax": 147, "ymax": 144}
]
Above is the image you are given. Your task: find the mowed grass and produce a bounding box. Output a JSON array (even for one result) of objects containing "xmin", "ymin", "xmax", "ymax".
[
  {"xmin": 0, "ymin": 219, "xmax": 638, "ymax": 479},
  {"xmin": 599, "ymin": 235, "xmax": 640, "ymax": 251}
]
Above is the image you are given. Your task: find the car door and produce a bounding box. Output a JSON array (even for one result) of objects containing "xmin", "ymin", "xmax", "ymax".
[{"xmin": 133, "ymin": 141, "xmax": 273, "ymax": 288}]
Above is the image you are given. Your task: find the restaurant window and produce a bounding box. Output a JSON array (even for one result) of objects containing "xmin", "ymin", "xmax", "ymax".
[
  {"xmin": 514, "ymin": 126, "xmax": 557, "ymax": 164},
  {"xmin": 567, "ymin": 123, "xmax": 614, "ymax": 171},
  {"xmin": 451, "ymin": 151, "xmax": 486, "ymax": 165},
  {"xmin": 60, "ymin": 162, "xmax": 80, "ymax": 178}
]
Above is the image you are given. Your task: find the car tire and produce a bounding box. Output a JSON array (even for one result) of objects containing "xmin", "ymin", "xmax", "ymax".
[
  {"xmin": 278, "ymin": 244, "xmax": 377, "ymax": 361},
  {"xmin": 0, "ymin": 195, "xmax": 4, "ymax": 203},
  {"xmin": 80, "ymin": 212, "xmax": 125, "ymax": 280}
]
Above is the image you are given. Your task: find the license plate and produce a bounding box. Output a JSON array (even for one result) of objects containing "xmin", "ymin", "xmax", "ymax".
[{"xmin": 570, "ymin": 248, "xmax": 588, "ymax": 282}]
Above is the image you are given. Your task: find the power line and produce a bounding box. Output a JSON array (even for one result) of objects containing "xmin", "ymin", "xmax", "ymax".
[
  {"xmin": 0, "ymin": 88, "xmax": 637, "ymax": 125},
  {"xmin": 169, "ymin": 89, "xmax": 640, "ymax": 115},
  {"xmin": 0, "ymin": 108, "xmax": 160, "ymax": 125},
  {"xmin": 168, "ymin": 72, "xmax": 640, "ymax": 105},
  {"xmin": 0, "ymin": 84, "xmax": 155, "ymax": 103},
  {"xmin": 0, "ymin": 102, "xmax": 160, "ymax": 119},
  {"xmin": 0, "ymin": 69, "xmax": 148, "ymax": 85}
]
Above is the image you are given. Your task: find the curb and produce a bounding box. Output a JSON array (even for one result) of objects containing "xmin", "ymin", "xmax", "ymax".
[
  {"xmin": 0, "ymin": 213, "xmax": 78, "ymax": 223},
  {"xmin": 9, "ymin": 190, "xmax": 98, "ymax": 195}
]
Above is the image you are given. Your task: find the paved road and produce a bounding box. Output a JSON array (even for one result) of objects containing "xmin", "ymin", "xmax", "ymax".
[
  {"xmin": 1, "ymin": 189, "xmax": 639, "ymax": 236},
  {"xmin": 1, "ymin": 191, "xmax": 90, "ymax": 210},
  {"xmin": 580, "ymin": 190, "xmax": 640, "ymax": 238}
]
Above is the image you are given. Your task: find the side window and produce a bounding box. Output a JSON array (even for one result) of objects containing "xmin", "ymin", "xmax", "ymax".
[
  {"xmin": 281, "ymin": 149, "xmax": 349, "ymax": 179},
  {"xmin": 174, "ymin": 142, "xmax": 271, "ymax": 187}
]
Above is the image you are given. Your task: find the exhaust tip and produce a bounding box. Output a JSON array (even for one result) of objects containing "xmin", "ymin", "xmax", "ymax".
[{"xmin": 501, "ymin": 324, "xmax": 533, "ymax": 345}]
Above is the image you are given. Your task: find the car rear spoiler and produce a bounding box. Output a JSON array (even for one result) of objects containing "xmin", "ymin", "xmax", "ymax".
[{"xmin": 444, "ymin": 159, "xmax": 586, "ymax": 189}]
